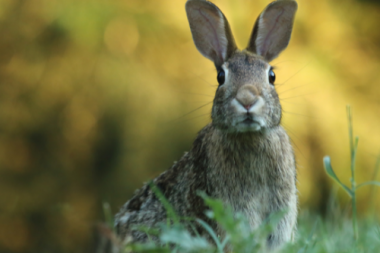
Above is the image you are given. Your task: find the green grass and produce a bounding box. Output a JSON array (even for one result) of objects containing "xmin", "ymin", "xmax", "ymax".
[
  {"xmin": 323, "ymin": 105, "xmax": 380, "ymax": 243},
  {"xmin": 104, "ymin": 106, "xmax": 380, "ymax": 253},
  {"xmin": 115, "ymin": 195, "xmax": 380, "ymax": 253}
]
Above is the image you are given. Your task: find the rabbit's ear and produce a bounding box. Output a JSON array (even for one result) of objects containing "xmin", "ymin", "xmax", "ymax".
[
  {"xmin": 186, "ymin": 0, "xmax": 237, "ymax": 67},
  {"xmin": 246, "ymin": 0, "xmax": 297, "ymax": 62}
]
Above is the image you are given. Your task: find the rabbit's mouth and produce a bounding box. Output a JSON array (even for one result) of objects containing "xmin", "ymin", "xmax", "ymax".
[
  {"xmin": 242, "ymin": 118, "xmax": 255, "ymax": 124},
  {"xmin": 234, "ymin": 117, "xmax": 264, "ymax": 132}
]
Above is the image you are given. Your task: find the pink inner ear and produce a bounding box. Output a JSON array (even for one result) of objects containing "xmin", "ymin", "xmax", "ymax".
[
  {"xmin": 252, "ymin": 1, "xmax": 297, "ymax": 62},
  {"xmin": 198, "ymin": 8, "xmax": 225, "ymax": 64},
  {"xmin": 186, "ymin": 0, "xmax": 231, "ymax": 66},
  {"xmin": 258, "ymin": 7, "xmax": 285, "ymax": 57}
]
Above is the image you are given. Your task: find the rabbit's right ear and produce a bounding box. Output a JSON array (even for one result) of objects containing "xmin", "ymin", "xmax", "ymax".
[
  {"xmin": 186, "ymin": 0, "xmax": 237, "ymax": 67},
  {"xmin": 246, "ymin": 0, "xmax": 297, "ymax": 62}
]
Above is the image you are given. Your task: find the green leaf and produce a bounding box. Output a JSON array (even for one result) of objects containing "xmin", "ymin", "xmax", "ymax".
[
  {"xmin": 323, "ymin": 156, "xmax": 353, "ymax": 197},
  {"xmin": 196, "ymin": 218, "xmax": 224, "ymax": 252},
  {"xmin": 197, "ymin": 192, "xmax": 235, "ymax": 231},
  {"xmin": 132, "ymin": 225, "xmax": 161, "ymax": 237},
  {"xmin": 356, "ymin": 181, "xmax": 380, "ymax": 189},
  {"xmin": 297, "ymin": 218, "xmax": 318, "ymax": 253},
  {"xmin": 129, "ymin": 242, "xmax": 170, "ymax": 253},
  {"xmin": 160, "ymin": 225, "xmax": 214, "ymax": 252},
  {"xmin": 102, "ymin": 202, "xmax": 114, "ymax": 232},
  {"xmin": 149, "ymin": 181, "xmax": 180, "ymax": 225}
]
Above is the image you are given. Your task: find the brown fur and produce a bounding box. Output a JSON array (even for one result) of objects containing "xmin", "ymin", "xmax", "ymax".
[{"xmin": 115, "ymin": 0, "xmax": 298, "ymax": 251}]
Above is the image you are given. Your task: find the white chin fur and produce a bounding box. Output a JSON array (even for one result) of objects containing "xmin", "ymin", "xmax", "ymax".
[
  {"xmin": 230, "ymin": 118, "xmax": 265, "ymax": 133},
  {"xmin": 235, "ymin": 123, "xmax": 262, "ymax": 132}
]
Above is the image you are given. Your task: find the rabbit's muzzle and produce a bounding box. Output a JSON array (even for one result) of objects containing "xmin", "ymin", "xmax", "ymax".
[{"xmin": 231, "ymin": 84, "xmax": 266, "ymax": 132}]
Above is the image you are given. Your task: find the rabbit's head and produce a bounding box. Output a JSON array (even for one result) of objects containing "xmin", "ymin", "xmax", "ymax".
[{"xmin": 186, "ymin": 0, "xmax": 297, "ymax": 133}]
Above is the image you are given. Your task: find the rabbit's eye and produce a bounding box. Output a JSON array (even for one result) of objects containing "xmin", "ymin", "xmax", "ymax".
[
  {"xmin": 217, "ymin": 70, "xmax": 225, "ymax": 85},
  {"xmin": 269, "ymin": 68, "xmax": 276, "ymax": 85}
]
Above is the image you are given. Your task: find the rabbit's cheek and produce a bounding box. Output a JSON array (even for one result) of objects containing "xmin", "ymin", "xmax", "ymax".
[{"xmin": 267, "ymin": 91, "xmax": 282, "ymax": 126}]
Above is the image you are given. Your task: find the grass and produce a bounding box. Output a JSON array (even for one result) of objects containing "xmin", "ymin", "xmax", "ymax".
[
  {"xmin": 103, "ymin": 106, "xmax": 380, "ymax": 253},
  {"xmin": 323, "ymin": 105, "xmax": 380, "ymax": 243}
]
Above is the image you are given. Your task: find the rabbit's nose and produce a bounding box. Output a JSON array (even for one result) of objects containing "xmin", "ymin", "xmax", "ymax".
[
  {"xmin": 238, "ymin": 97, "xmax": 259, "ymax": 111},
  {"xmin": 236, "ymin": 85, "xmax": 260, "ymax": 111}
]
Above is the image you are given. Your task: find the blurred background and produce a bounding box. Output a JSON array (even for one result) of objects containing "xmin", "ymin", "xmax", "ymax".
[{"xmin": 0, "ymin": 0, "xmax": 379, "ymax": 252}]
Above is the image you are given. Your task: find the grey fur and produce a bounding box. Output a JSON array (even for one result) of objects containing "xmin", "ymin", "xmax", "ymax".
[{"xmin": 115, "ymin": 0, "xmax": 298, "ymax": 251}]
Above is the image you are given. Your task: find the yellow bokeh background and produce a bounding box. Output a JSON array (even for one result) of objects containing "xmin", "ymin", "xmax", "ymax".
[{"xmin": 0, "ymin": 0, "xmax": 379, "ymax": 252}]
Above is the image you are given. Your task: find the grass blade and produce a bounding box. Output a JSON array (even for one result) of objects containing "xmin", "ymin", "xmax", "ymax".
[
  {"xmin": 196, "ymin": 218, "xmax": 224, "ymax": 252},
  {"xmin": 323, "ymin": 156, "xmax": 353, "ymax": 197},
  {"xmin": 297, "ymin": 219, "xmax": 318, "ymax": 253},
  {"xmin": 356, "ymin": 181, "xmax": 380, "ymax": 189},
  {"xmin": 102, "ymin": 202, "xmax": 114, "ymax": 231},
  {"xmin": 149, "ymin": 181, "xmax": 180, "ymax": 225}
]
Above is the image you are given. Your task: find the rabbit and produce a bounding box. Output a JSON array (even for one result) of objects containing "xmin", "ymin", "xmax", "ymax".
[{"xmin": 115, "ymin": 0, "xmax": 298, "ymax": 250}]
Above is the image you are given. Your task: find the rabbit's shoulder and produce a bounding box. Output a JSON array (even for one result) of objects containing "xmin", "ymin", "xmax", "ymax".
[
  {"xmin": 116, "ymin": 125, "xmax": 214, "ymax": 219},
  {"xmin": 117, "ymin": 155, "xmax": 193, "ymax": 215}
]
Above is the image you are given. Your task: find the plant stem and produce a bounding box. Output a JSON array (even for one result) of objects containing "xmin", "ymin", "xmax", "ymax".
[
  {"xmin": 351, "ymin": 186, "xmax": 358, "ymax": 241},
  {"xmin": 369, "ymin": 154, "xmax": 380, "ymax": 215},
  {"xmin": 347, "ymin": 105, "xmax": 358, "ymax": 241}
]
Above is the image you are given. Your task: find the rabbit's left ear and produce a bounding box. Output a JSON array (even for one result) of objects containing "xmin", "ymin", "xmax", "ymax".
[
  {"xmin": 247, "ymin": 0, "xmax": 297, "ymax": 62},
  {"xmin": 186, "ymin": 0, "xmax": 237, "ymax": 67}
]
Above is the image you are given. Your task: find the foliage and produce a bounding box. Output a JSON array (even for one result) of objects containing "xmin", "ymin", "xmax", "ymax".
[
  {"xmin": 106, "ymin": 189, "xmax": 380, "ymax": 253},
  {"xmin": 323, "ymin": 106, "xmax": 380, "ymax": 241},
  {"xmin": 120, "ymin": 191, "xmax": 283, "ymax": 253}
]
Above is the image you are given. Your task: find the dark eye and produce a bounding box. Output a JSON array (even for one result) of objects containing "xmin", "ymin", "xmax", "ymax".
[
  {"xmin": 268, "ymin": 68, "xmax": 276, "ymax": 85},
  {"xmin": 217, "ymin": 69, "xmax": 225, "ymax": 85}
]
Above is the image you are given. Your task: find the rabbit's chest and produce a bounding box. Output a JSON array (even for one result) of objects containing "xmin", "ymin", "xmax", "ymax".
[
  {"xmin": 206, "ymin": 127, "xmax": 296, "ymax": 229},
  {"xmin": 207, "ymin": 149, "xmax": 295, "ymax": 229},
  {"xmin": 214, "ymin": 164, "xmax": 280, "ymax": 222}
]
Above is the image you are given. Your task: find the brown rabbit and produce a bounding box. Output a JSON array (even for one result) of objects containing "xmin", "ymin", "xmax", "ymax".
[{"xmin": 115, "ymin": 0, "xmax": 298, "ymax": 250}]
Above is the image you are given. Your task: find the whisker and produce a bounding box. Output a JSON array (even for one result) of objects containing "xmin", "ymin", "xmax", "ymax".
[
  {"xmin": 169, "ymin": 102, "xmax": 213, "ymax": 123},
  {"xmin": 174, "ymin": 113, "xmax": 211, "ymax": 124},
  {"xmin": 273, "ymin": 60, "xmax": 304, "ymax": 66},
  {"xmin": 276, "ymin": 61, "xmax": 311, "ymax": 88},
  {"xmin": 277, "ymin": 83, "xmax": 313, "ymax": 95},
  {"xmin": 166, "ymin": 114, "xmax": 211, "ymax": 128},
  {"xmin": 280, "ymin": 91, "xmax": 320, "ymax": 100},
  {"xmin": 283, "ymin": 110, "xmax": 320, "ymax": 119},
  {"xmin": 187, "ymin": 68, "xmax": 217, "ymax": 87},
  {"xmin": 281, "ymin": 123, "xmax": 305, "ymax": 158},
  {"xmin": 281, "ymin": 101, "xmax": 305, "ymax": 105},
  {"xmin": 180, "ymin": 92, "xmax": 214, "ymax": 98},
  {"xmin": 281, "ymin": 122, "xmax": 301, "ymax": 142}
]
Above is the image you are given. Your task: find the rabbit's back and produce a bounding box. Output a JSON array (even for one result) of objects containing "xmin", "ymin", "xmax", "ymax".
[{"xmin": 114, "ymin": 128, "xmax": 213, "ymax": 243}]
